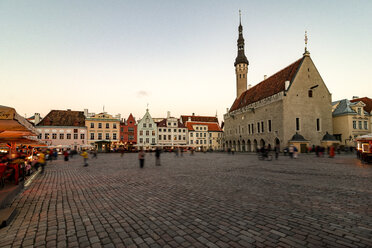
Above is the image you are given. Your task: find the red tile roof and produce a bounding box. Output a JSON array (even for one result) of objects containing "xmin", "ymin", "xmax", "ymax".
[
  {"xmin": 37, "ymin": 110, "xmax": 85, "ymax": 127},
  {"xmin": 185, "ymin": 122, "xmax": 222, "ymax": 132},
  {"xmin": 350, "ymin": 97, "xmax": 372, "ymax": 113},
  {"xmin": 229, "ymin": 57, "xmax": 304, "ymax": 112},
  {"xmin": 181, "ymin": 115, "xmax": 218, "ymax": 123}
]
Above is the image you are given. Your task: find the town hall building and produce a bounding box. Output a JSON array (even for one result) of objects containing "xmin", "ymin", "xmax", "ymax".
[{"xmin": 223, "ymin": 17, "xmax": 333, "ymax": 152}]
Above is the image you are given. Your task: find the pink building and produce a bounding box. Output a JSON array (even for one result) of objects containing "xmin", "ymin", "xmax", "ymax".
[{"xmin": 36, "ymin": 110, "xmax": 87, "ymax": 150}]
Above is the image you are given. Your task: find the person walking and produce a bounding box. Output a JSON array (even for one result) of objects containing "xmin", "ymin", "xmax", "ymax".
[
  {"xmin": 81, "ymin": 150, "xmax": 89, "ymax": 166},
  {"xmin": 38, "ymin": 150, "xmax": 46, "ymax": 174},
  {"xmin": 120, "ymin": 148, "xmax": 124, "ymax": 158},
  {"xmin": 329, "ymin": 145, "xmax": 335, "ymax": 158},
  {"xmin": 63, "ymin": 150, "xmax": 69, "ymax": 161},
  {"xmin": 138, "ymin": 148, "xmax": 145, "ymax": 168},
  {"xmin": 155, "ymin": 147, "xmax": 161, "ymax": 166},
  {"xmin": 289, "ymin": 145, "xmax": 294, "ymax": 158},
  {"xmin": 274, "ymin": 144, "xmax": 280, "ymax": 160}
]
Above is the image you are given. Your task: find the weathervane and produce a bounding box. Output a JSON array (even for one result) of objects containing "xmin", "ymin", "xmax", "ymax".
[{"xmin": 304, "ymin": 31, "xmax": 308, "ymax": 52}]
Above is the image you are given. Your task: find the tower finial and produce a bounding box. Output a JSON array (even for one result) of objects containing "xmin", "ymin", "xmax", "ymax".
[
  {"xmin": 303, "ymin": 30, "xmax": 310, "ymax": 56},
  {"xmin": 239, "ymin": 10, "xmax": 241, "ymax": 25}
]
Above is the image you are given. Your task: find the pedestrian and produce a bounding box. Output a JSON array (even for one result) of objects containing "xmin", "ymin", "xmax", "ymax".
[
  {"xmin": 120, "ymin": 148, "xmax": 124, "ymax": 157},
  {"xmin": 275, "ymin": 144, "xmax": 280, "ymax": 160},
  {"xmin": 289, "ymin": 145, "xmax": 294, "ymax": 158},
  {"xmin": 92, "ymin": 149, "xmax": 97, "ymax": 159},
  {"xmin": 293, "ymin": 146, "xmax": 298, "ymax": 159},
  {"xmin": 138, "ymin": 148, "xmax": 145, "ymax": 168},
  {"xmin": 155, "ymin": 147, "xmax": 161, "ymax": 166},
  {"xmin": 63, "ymin": 150, "xmax": 69, "ymax": 161},
  {"xmin": 81, "ymin": 150, "xmax": 89, "ymax": 166},
  {"xmin": 329, "ymin": 145, "xmax": 335, "ymax": 158},
  {"xmin": 38, "ymin": 150, "xmax": 46, "ymax": 174}
]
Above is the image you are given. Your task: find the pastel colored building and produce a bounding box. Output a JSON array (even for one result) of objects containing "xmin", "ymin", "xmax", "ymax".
[
  {"xmin": 137, "ymin": 109, "xmax": 158, "ymax": 150},
  {"xmin": 157, "ymin": 112, "xmax": 187, "ymax": 148},
  {"xmin": 120, "ymin": 113, "xmax": 137, "ymax": 150},
  {"xmin": 36, "ymin": 110, "xmax": 87, "ymax": 150}
]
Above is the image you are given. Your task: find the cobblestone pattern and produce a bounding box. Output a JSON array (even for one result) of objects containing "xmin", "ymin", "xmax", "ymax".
[{"xmin": 1, "ymin": 152, "xmax": 372, "ymax": 247}]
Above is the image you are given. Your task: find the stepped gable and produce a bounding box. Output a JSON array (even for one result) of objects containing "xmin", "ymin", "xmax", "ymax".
[
  {"xmin": 181, "ymin": 115, "xmax": 218, "ymax": 124},
  {"xmin": 229, "ymin": 57, "xmax": 304, "ymax": 112},
  {"xmin": 350, "ymin": 97, "xmax": 372, "ymax": 113},
  {"xmin": 37, "ymin": 110, "xmax": 85, "ymax": 127}
]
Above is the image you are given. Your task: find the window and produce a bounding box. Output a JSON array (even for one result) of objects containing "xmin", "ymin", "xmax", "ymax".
[
  {"xmin": 159, "ymin": 135, "xmax": 162, "ymax": 140},
  {"xmin": 128, "ymin": 127, "xmax": 134, "ymax": 132},
  {"xmin": 179, "ymin": 135, "xmax": 181, "ymax": 140},
  {"xmin": 113, "ymin": 123, "xmax": 117, "ymax": 129},
  {"xmin": 191, "ymin": 140, "xmax": 193, "ymax": 144},
  {"xmin": 174, "ymin": 135, "xmax": 177, "ymax": 140},
  {"xmin": 159, "ymin": 129, "xmax": 162, "ymax": 133},
  {"xmin": 358, "ymin": 108, "xmax": 361, "ymax": 115},
  {"xmin": 358, "ymin": 121, "xmax": 362, "ymax": 129},
  {"xmin": 90, "ymin": 133, "xmax": 94, "ymax": 140},
  {"xmin": 316, "ymin": 119, "xmax": 320, "ymax": 131},
  {"xmin": 261, "ymin": 121, "xmax": 264, "ymax": 133},
  {"xmin": 183, "ymin": 136, "xmax": 185, "ymax": 140},
  {"xmin": 163, "ymin": 135, "xmax": 166, "ymax": 140},
  {"xmin": 196, "ymin": 140, "xmax": 199, "ymax": 144},
  {"xmin": 143, "ymin": 123, "xmax": 146, "ymax": 128},
  {"xmin": 268, "ymin": 120, "xmax": 272, "ymax": 132},
  {"xmin": 209, "ymin": 140, "xmax": 212, "ymax": 144},
  {"xmin": 146, "ymin": 131, "xmax": 149, "ymax": 136},
  {"xmin": 60, "ymin": 133, "xmax": 64, "ymax": 139},
  {"xmin": 121, "ymin": 127, "xmax": 124, "ymax": 132},
  {"xmin": 168, "ymin": 135, "xmax": 171, "ymax": 140},
  {"xmin": 52, "ymin": 133, "xmax": 57, "ymax": 139},
  {"xmin": 67, "ymin": 134, "xmax": 71, "ymax": 139},
  {"xmin": 106, "ymin": 133, "xmax": 110, "ymax": 140},
  {"xmin": 149, "ymin": 124, "xmax": 152, "ymax": 128},
  {"xmin": 45, "ymin": 133, "xmax": 49, "ymax": 139},
  {"xmin": 98, "ymin": 133, "xmax": 102, "ymax": 140},
  {"xmin": 204, "ymin": 127, "xmax": 207, "ymax": 130},
  {"xmin": 168, "ymin": 129, "xmax": 171, "ymax": 132},
  {"xmin": 183, "ymin": 129, "xmax": 185, "ymax": 133},
  {"xmin": 251, "ymin": 124, "xmax": 254, "ymax": 134},
  {"xmin": 152, "ymin": 131, "xmax": 155, "ymax": 136},
  {"xmin": 204, "ymin": 133, "xmax": 206, "ymax": 137},
  {"xmin": 209, "ymin": 133, "xmax": 212, "ymax": 137},
  {"xmin": 190, "ymin": 133, "xmax": 193, "ymax": 137},
  {"xmin": 74, "ymin": 134, "xmax": 78, "ymax": 139},
  {"xmin": 98, "ymin": 123, "xmax": 102, "ymax": 128},
  {"xmin": 196, "ymin": 127, "xmax": 199, "ymax": 130},
  {"xmin": 248, "ymin": 124, "xmax": 251, "ymax": 134},
  {"xmin": 196, "ymin": 133, "xmax": 199, "ymax": 137},
  {"xmin": 140, "ymin": 130, "xmax": 143, "ymax": 135},
  {"xmin": 129, "ymin": 135, "xmax": 134, "ymax": 140},
  {"xmin": 152, "ymin": 138, "xmax": 155, "ymax": 144},
  {"xmin": 113, "ymin": 133, "xmax": 117, "ymax": 140},
  {"xmin": 74, "ymin": 129, "xmax": 78, "ymax": 133},
  {"xmin": 90, "ymin": 123, "xmax": 94, "ymax": 128},
  {"xmin": 38, "ymin": 134, "xmax": 42, "ymax": 139},
  {"xmin": 173, "ymin": 123, "xmax": 176, "ymax": 126},
  {"xmin": 353, "ymin": 121, "xmax": 356, "ymax": 129},
  {"xmin": 121, "ymin": 136, "xmax": 124, "ymax": 140},
  {"xmin": 163, "ymin": 129, "xmax": 166, "ymax": 132},
  {"xmin": 204, "ymin": 140, "xmax": 206, "ymax": 144},
  {"xmin": 257, "ymin": 123, "xmax": 260, "ymax": 133},
  {"xmin": 364, "ymin": 121, "xmax": 368, "ymax": 130},
  {"xmin": 308, "ymin": 90, "xmax": 313, "ymax": 97},
  {"xmin": 296, "ymin": 118, "xmax": 300, "ymax": 131},
  {"xmin": 106, "ymin": 123, "xmax": 109, "ymax": 129},
  {"xmin": 168, "ymin": 122, "xmax": 171, "ymax": 126},
  {"xmin": 146, "ymin": 138, "xmax": 149, "ymax": 143},
  {"xmin": 140, "ymin": 138, "xmax": 143, "ymax": 143}
]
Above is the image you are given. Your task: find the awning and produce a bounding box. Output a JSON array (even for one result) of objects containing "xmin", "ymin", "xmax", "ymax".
[{"xmin": 356, "ymin": 133, "xmax": 372, "ymax": 141}]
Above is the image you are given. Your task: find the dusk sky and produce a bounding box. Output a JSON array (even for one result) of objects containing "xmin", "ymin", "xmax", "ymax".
[{"xmin": 1, "ymin": 0, "xmax": 371, "ymax": 122}]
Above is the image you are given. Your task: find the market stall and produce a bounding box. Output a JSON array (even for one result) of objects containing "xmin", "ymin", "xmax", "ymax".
[{"xmin": 356, "ymin": 134, "xmax": 372, "ymax": 163}]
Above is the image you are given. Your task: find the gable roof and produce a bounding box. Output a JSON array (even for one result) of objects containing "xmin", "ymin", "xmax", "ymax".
[
  {"xmin": 181, "ymin": 115, "xmax": 218, "ymax": 123},
  {"xmin": 350, "ymin": 97, "xmax": 372, "ymax": 113},
  {"xmin": 37, "ymin": 110, "xmax": 85, "ymax": 127},
  {"xmin": 229, "ymin": 57, "xmax": 304, "ymax": 112},
  {"xmin": 185, "ymin": 122, "xmax": 222, "ymax": 132}
]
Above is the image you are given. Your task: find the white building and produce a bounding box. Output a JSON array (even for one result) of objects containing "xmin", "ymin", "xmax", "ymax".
[
  {"xmin": 157, "ymin": 112, "xmax": 187, "ymax": 148},
  {"xmin": 137, "ymin": 109, "xmax": 158, "ymax": 149}
]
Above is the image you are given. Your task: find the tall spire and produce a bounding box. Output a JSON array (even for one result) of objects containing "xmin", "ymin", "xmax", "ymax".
[{"xmin": 234, "ymin": 10, "xmax": 248, "ymax": 66}]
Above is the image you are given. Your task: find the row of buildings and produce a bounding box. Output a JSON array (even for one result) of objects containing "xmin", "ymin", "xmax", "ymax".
[
  {"xmin": 27, "ymin": 16, "xmax": 371, "ymax": 153},
  {"xmin": 29, "ymin": 109, "xmax": 223, "ymax": 152},
  {"xmin": 223, "ymin": 17, "xmax": 371, "ymax": 152}
]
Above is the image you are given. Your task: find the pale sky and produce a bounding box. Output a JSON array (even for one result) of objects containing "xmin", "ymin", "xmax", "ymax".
[{"xmin": 1, "ymin": 0, "xmax": 371, "ymax": 122}]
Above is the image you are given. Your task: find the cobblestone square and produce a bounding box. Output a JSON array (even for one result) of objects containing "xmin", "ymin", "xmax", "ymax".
[{"xmin": 1, "ymin": 152, "xmax": 371, "ymax": 247}]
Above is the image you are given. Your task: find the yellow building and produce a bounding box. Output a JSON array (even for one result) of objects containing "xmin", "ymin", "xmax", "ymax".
[
  {"xmin": 85, "ymin": 112, "xmax": 120, "ymax": 152},
  {"xmin": 332, "ymin": 99, "xmax": 371, "ymax": 147}
]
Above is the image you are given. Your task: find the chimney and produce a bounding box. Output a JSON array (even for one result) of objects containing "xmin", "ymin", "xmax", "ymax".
[
  {"xmin": 352, "ymin": 96, "xmax": 359, "ymax": 99},
  {"xmin": 84, "ymin": 109, "xmax": 88, "ymax": 117},
  {"xmin": 167, "ymin": 111, "xmax": 170, "ymax": 118},
  {"xmin": 264, "ymin": 75, "xmax": 267, "ymax": 80},
  {"xmin": 192, "ymin": 113, "xmax": 195, "ymax": 116},
  {"xmin": 34, "ymin": 113, "xmax": 41, "ymax": 125},
  {"xmin": 285, "ymin": 81, "xmax": 290, "ymax": 91}
]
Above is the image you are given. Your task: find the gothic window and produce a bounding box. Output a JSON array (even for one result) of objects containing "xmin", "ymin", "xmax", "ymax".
[{"xmin": 296, "ymin": 118, "xmax": 300, "ymax": 131}]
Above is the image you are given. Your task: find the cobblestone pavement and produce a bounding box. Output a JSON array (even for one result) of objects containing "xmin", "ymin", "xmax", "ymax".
[{"xmin": 1, "ymin": 152, "xmax": 372, "ymax": 248}]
